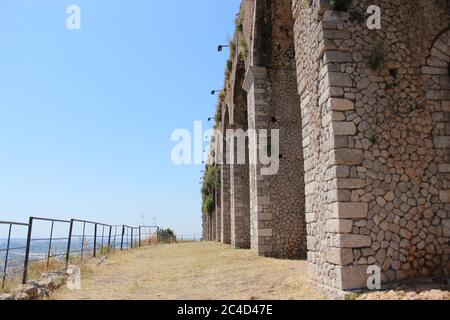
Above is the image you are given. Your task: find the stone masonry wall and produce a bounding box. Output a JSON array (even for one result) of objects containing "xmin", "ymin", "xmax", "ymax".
[
  {"xmin": 291, "ymin": 0, "xmax": 450, "ymax": 289},
  {"xmin": 230, "ymin": 58, "xmax": 251, "ymax": 249},
  {"xmin": 205, "ymin": 0, "xmax": 450, "ymax": 291},
  {"xmin": 221, "ymin": 104, "xmax": 232, "ymax": 244},
  {"xmin": 242, "ymin": 0, "xmax": 307, "ymax": 259}
]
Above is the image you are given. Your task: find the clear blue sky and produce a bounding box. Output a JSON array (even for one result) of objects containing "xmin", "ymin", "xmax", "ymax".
[{"xmin": 0, "ymin": 0, "xmax": 240, "ymax": 236}]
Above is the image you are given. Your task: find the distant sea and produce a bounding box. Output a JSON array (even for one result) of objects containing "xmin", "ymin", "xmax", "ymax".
[{"xmin": 0, "ymin": 237, "xmax": 119, "ymax": 274}]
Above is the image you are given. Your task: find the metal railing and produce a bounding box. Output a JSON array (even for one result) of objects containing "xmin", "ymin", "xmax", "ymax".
[
  {"xmin": 0, "ymin": 216, "xmax": 162, "ymax": 288},
  {"xmin": 139, "ymin": 226, "xmax": 159, "ymax": 246}
]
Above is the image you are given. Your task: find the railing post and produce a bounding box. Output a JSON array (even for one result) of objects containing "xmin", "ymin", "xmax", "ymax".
[
  {"xmin": 81, "ymin": 222, "xmax": 86, "ymax": 262},
  {"xmin": 120, "ymin": 225, "xmax": 125, "ymax": 250},
  {"xmin": 22, "ymin": 217, "xmax": 34, "ymax": 285},
  {"xmin": 156, "ymin": 227, "xmax": 160, "ymax": 244},
  {"xmin": 66, "ymin": 219, "xmax": 74, "ymax": 265},
  {"xmin": 93, "ymin": 223, "xmax": 98, "ymax": 258},
  {"xmin": 131, "ymin": 228, "xmax": 134, "ymax": 249},
  {"xmin": 2, "ymin": 224, "xmax": 12, "ymax": 289},
  {"xmin": 108, "ymin": 226, "xmax": 112, "ymax": 248},
  {"xmin": 46, "ymin": 220, "xmax": 55, "ymax": 270},
  {"xmin": 139, "ymin": 227, "xmax": 142, "ymax": 247}
]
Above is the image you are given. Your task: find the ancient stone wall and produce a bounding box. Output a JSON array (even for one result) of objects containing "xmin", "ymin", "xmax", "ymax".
[
  {"xmin": 242, "ymin": 0, "xmax": 307, "ymax": 259},
  {"xmin": 229, "ymin": 57, "xmax": 252, "ymax": 249},
  {"xmin": 206, "ymin": 0, "xmax": 450, "ymax": 291},
  {"xmin": 291, "ymin": 0, "xmax": 450, "ymax": 289}
]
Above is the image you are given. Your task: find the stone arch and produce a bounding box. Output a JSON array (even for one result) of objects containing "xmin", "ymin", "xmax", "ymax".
[
  {"xmin": 243, "ymin": 0, "xmax": 307, "ymax": 259},
  {"xmin": 230, "ymin": 58, "xmax": 251, "ymax": 249},
  {"xmin": 220, "ymin": 102, "xmax": 232, "ymax": 244},
  {"xmin": 421, "ymin": 28, "xmax": 450, "ymax": 277}
]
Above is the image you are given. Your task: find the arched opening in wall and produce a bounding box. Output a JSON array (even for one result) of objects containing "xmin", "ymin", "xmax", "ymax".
[
  {"xmin": 247, "ymin": 0, "xmax": 307, "ymax": 259},
  {"xmin": 230, "ymin": 58, "xmax": 251, "ymax": 249},
  {"xmin": 421, "ymin": 29, "xmax": 450, "ymax": 277},
  {"xmin": 220, "ymin": 104, "xmax": 232, "ymax": 244}
]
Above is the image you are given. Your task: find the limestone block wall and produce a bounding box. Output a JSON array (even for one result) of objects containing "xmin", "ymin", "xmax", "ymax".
[
  {"xmin": 221, "ymin": 106, "xmax": 232, "ymax": 244},
  {"xmin": 211, "ymin": 211, "xmax": 216, "ymax": 242},
  {"xmin": 244, "ymin": 66, "xmax": 270, "ymax": 253},
  {"xmin": 204, "ymin": 0, "xmax": 449, "ymax": 291},
  {"xmin": 292, "ymin": 0, "xmax": 450, "ymax": 289},
  {"xmin": 229, "ymin": 61, "xmax": 251, "ymax": 249},
  {"xmin": 248, "ymin": 0, "xmax": 307, "ymax": 259},
  {"xmin": 221, "ymin": 163, "xmax": 231, "ymax": 243},
  {"xmin": 292, "ymin": 0, "xmax": 340, "ymax": 287}
]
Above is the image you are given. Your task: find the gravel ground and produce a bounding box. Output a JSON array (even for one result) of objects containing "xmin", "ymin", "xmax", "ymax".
[
  {"xmin": 357, "ymin": 285, "xmax": 450, "ymax": 300},
  {"xmin": 51, "ymin": 242, "xmax": 449, "ymax": 300},
  {"xmin": 52, "ymin": 242, "xmax": 326, "ymax": 300}
]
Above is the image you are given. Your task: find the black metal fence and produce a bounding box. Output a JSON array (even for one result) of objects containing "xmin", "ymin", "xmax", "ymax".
[
  {"xmin": 176, "ymin": 235, "xmax": 202, "ymax": 243},
  {"xmin": 0, "ymin": 217, "xmax": 161, "ymax": 289},
  {"xmin": 0, "ymin": 221, "xmax": 29, "ymax": 290}
]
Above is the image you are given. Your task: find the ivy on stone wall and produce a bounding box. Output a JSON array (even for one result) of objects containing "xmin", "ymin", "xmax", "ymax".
[{"xmin": 201, "ymin": 165, "xmax": 219, "ymax": 215}]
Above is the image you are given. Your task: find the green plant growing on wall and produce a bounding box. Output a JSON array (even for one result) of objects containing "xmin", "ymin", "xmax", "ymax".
[
  {"xmin": 225, "ymin": 59, "xmax": 233, "ymax": 80},
  {"xmin": 236, "ymin": 22, "xmax": 243, "ymax": 33},
  {"xmin": 367, "ymin": 44, "xmax": 384, "ymax": 70},
  {"xmin": 385, "ymin": 82, "xmax": 397, "ymax": 90},
  {"xmin": 369, "ymin": 134, "xmax": 379, "ymax": 145},
  {"xmin": 235, "ymin": 4, "xmax": 244, "ymax": 33},
  {"xmin": 203, "ymin": 195, "xmax": 215, "ymax": 215},
  {"xmin": 201, "ymin": 165, "xmax": 219, "ymax": 215},
  {"xmin": 230, "ymin": 41, "xmax": 236, "ymax": 59},
  {"xmin": 240, "ymin": 39, "xmax": 249, "ymax": 61},
  {"xmin": 214, "ymin": 102, "xmax": 223, "ymax": 129},
  {"xmin": 329, "ymin": 0, "xmax": 352, "ymax": 11},
  {"xmin": 301, "ymin": 0, "xmax": 312, "ymax": 8}
]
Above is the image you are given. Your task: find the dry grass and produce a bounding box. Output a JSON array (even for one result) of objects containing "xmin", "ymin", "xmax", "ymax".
[{"xmin": 52, "ymin": 242, "xmax": 327, "ymax": 300}]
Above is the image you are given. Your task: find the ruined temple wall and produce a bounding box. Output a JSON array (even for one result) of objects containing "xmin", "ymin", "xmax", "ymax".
[{"xmin": 293, "ymin": 0, "xmax": 450, "ymax": 289}]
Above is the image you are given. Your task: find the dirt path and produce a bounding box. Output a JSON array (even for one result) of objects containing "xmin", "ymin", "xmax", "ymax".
[{"xmin": 53, "ymin": 242, "xmax": 326, "ymax": 300}]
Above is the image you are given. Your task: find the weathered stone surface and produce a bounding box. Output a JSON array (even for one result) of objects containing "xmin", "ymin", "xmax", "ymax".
[
  {"xmin": 333, "ymin": 234, "xmax": 372, "ymax": 248},
  {"xmin": 438, "ymin": 164, "xmax": 450, "ymax": 173},
  {"xmin": 327, "ymin": 72, "xmax": 352, "ymax": 87},
  {"xmin": 434, "ymin": 136, "xmax": 450, "ymax": 148},
  {"xmin": 326, "ymin": 219, "xmax": 353, "ymax": 233},
  {"xmin": 336, "ymin": 265, "xmax": 370, "ymax": 290},
  {"xmin": 331, "ymin": 202, "xmax": 368, "ymax": 219},
  {"xmin": 326, "ymin": 247, "xmax": 354, "ymax": 265},
  {"xmin": 334, "ymin": 149, "xmax": 364, "ymax": 165},
  {"xmin": 332, "ymin": 121, "xmax": 357, "ymax": 136},
  {"xmin": 328, "ymin": 98, "xmax": 355, "ymax": 111},
  {"xmin": 439, "ymin": 190, "xmax": 450, "ymax": 203},
  {"xmin": 204, "ymin": 0, "xmax": 450, "ymax": 292},
  {"xmin": 336, "ymin": 179, "xmax": 365, "ymax": 190},
  {"xmin": 324, "ymin": 51, "xmax": 353, "ymax": 63}
]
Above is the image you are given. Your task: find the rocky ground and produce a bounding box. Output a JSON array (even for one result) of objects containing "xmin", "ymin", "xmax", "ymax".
[{"xmin": 357, "ymin": 285, "xmax": 450, "ymax": 300}]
